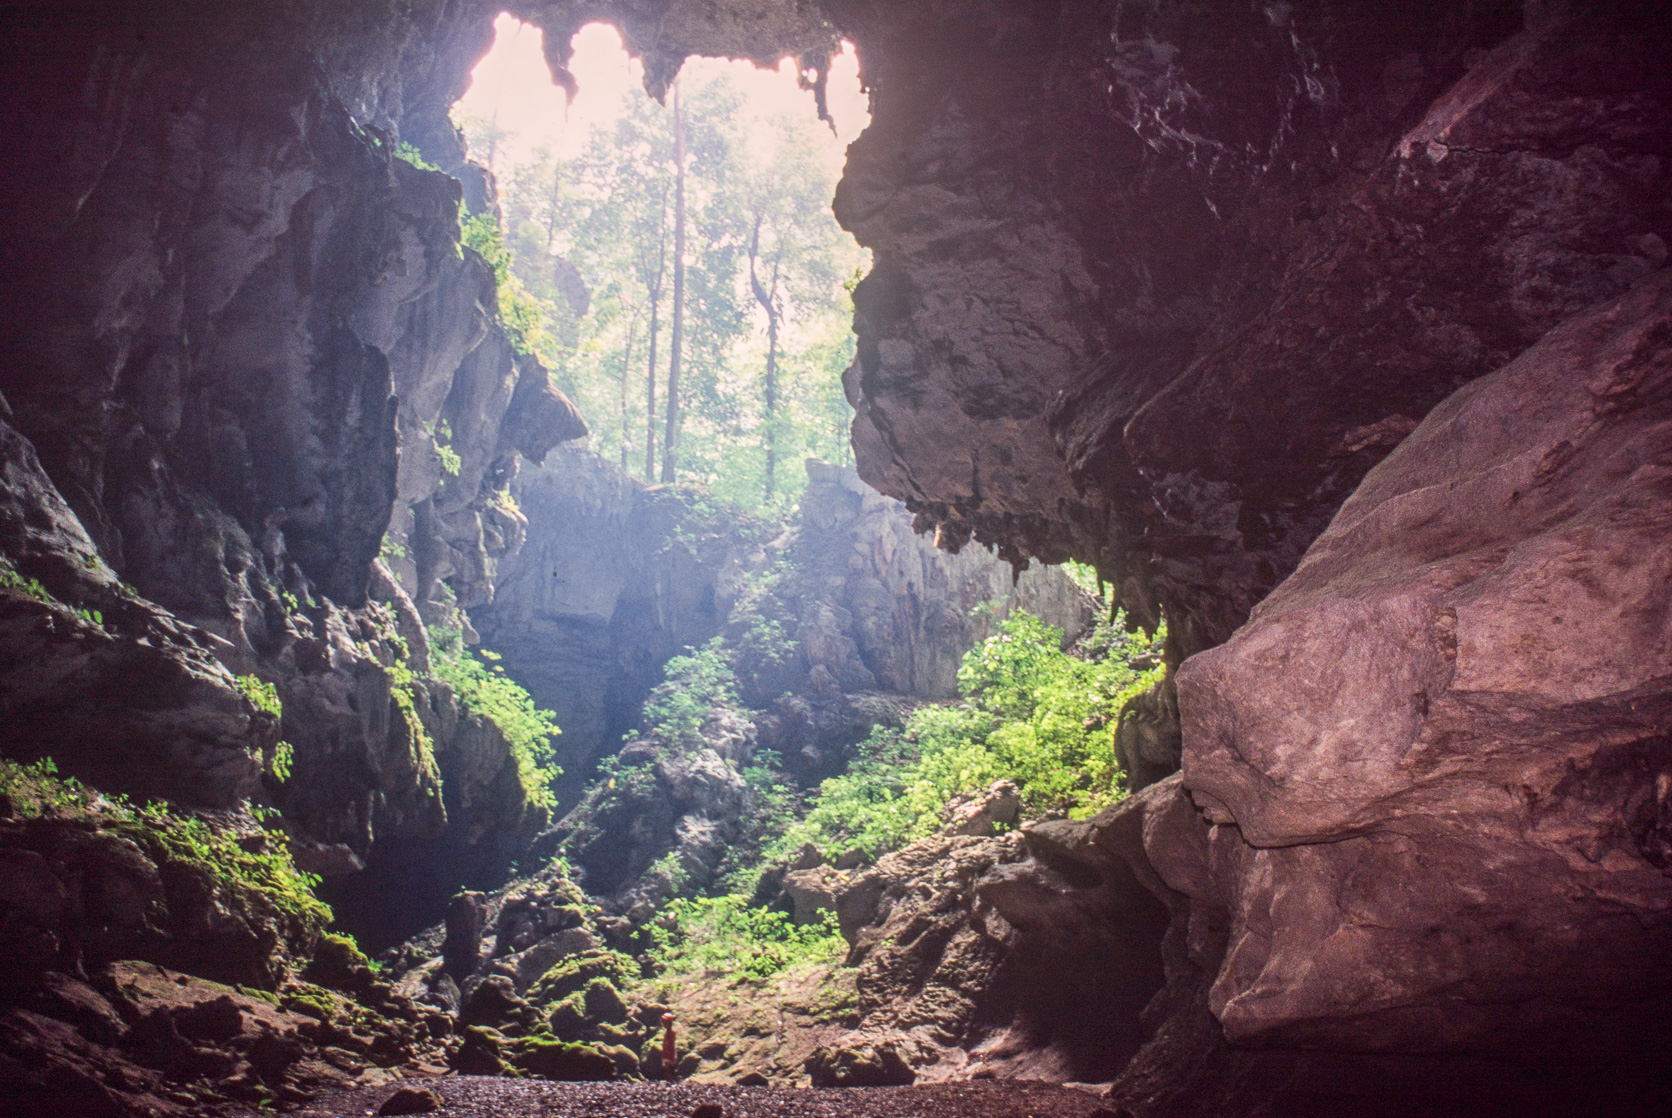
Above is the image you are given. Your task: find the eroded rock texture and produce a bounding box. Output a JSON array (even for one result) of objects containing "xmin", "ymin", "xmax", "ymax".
[
  {"xmin": 832, "ymin": 0, "xmax": 1672, "ymax": 660},
  {"xmin": 794, "ymin": 788, "xmax": 1170, "ymax": 1086},
  {"xmin": 0, "ymin": 0, "xmax": 589, "ymax": 913},
  {"xmin": 478, "ymin": 450, "xmax": 1093, "ymax": 805},
  {"xmin": 1160, "ymin": 273, "xmax": 1672, "ymax": 1071}
]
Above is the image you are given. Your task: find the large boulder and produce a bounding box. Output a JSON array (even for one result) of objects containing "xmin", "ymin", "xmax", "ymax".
[
  {"xmin": 1173, "ymin": 272, "xmax": 1672, "ymax": 1052},
  {"xmin": 1090, "ymin": 274, "xmax": 1672, "ymax": 1114}
]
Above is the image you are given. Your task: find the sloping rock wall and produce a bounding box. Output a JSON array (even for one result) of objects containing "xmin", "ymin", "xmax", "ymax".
[
  {"xmin": 0, "ymin": 0, "xmax": 587, "ymax": 894},
  {"xmin": 1147, "ymin": 272, "xmax": 1672, "ymax": 1080},
  {"xmin": 476, "ymin": 449, "xmax": 1094, "ymax": 805},
  {"xmin": 830, "ymin": 0, "xmax": 1672, "ymax": 661}
]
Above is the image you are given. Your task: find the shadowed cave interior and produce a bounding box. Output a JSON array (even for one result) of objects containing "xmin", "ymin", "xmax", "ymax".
[{"xmin": 0, "ymin": 2, "xmax": 1670, "ymax": 1116}]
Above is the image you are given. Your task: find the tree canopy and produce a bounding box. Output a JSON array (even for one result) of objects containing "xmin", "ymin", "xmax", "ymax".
[{"xmin": 459, "ymin": 64, "xmax": 864, "ymax": 508}]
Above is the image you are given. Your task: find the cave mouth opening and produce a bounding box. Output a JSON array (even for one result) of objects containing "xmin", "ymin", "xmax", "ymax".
[{"xmin": 448, "ymin": 13, "xmax": 871, "ymax": 508}]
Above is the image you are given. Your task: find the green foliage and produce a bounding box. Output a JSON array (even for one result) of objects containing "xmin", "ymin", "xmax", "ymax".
[
  {"xmin": 269, "ymin": 740, "xmax": 295, "ymax": 783},
  {"xmin": 459, "ymin": 65, "xmax": 862, "ymax": 499},
  {"xmin": 0, "ymin": 562, "xmax": 51, "ymax": 603},
  {"xmin": 235, "ymin": 674, "xmax": 282, "ymax": 718},
  {"xmin": 394, "ymin": 141, "xmax": 439, "ymax": 173},
  {"xmin": 116, "ymin": 804, "xmax": 331, "ymax": 934},
  {"xmin": 0, "ymin": 757, "xmax": 331, "ymax": 940},
  {"xmin": 426, "ymin": 418, "xmax": 463, "ymax": 477},
  {"xmin": 462, "ymin": 212, "xmax": 550, "ymax": 357},
  {"xmin": 648, "ymin": 894, "xmax": 844, "ymax": 981},
  {"xmin": 639, "ymin": 638, "xmax": 737, "ymax": 748},
  {"xmin": 773, "ymin": 610, "xmax": 1166, "ymax": 862},
  {"xmin": 1061, "ymin": 560, "xmax": 1106, "ymax": 601},
  {"xmin": 431, "ymin": 626, "xmax": 561, "ymax": 807}
]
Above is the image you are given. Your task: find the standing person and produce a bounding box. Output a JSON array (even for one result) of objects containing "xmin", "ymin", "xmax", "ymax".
[{"xmin": 660, "ymin": 1012, "xmax": 678, "ymax": 1081}]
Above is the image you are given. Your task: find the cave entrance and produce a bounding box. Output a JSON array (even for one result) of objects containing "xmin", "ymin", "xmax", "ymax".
[{"xmin": 450, "ymin": 13, "xmax": 870, "ymax": 507}]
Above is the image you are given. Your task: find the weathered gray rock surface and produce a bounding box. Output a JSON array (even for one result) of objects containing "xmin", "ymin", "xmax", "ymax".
[
  {"xmin": 802, "ymin": 788, "xmax": 1172, "ymax": 1087},
  {"xmin": 1171, "ymin": 271, "xmax": 1672, "ymax": 1051},
  {"xmin": 0, "ymin": 0, "xmax": 591, "ymax": 949},
  {"xmin": 834, "ymin": 0, "xmax": 1672, "ymax": 662},
  {"xmin": 3, "ymin": 0, "xmax": 1672, "ymax": 1113},
  {"xmin": 478, "ymin": 450, "xmax": 1093, "ymax": 805}
]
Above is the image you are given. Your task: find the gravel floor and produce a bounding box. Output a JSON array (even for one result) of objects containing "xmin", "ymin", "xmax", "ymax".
[{"xmin": 272, "ymin": 1076, "xmax": 1118, "ymax": 1118}]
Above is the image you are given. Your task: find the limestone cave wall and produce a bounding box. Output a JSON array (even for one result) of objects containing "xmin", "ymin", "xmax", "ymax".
[
  {"xmin": 1, "ymin": 0, "xmax": 1669, "ymax": 1112},
  {"xmin": 0, "ymin": 0, "xmax": 589, "ymax": 884}
]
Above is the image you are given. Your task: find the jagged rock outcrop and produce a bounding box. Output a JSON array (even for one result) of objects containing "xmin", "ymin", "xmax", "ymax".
[
  {"xmin": 0, "ymin": 764, "xmax": 451, "ymax": 1117},
  {"xmin": 0, "ymin": 0, "xmax": 590, "ymax": 946},
  {"xmin": 1109, "ymin": 273, "xmax": 1672, "ymax": 1111},
  {"xmin": 832, "ymin": 0, "xmax": 1672, "ymax": 663},
  {"xmin": 478, "ymin": 450, "xmax": 1093, "ymax": 804},
  {"xmin": 0, "ymin": 409, "xmax": 270, "ymax": 808},
  {"xmin": 378, "ymin": 863, "xmax": 651, "ymax": 1080},
  {"xmin": 5, "ymin": 0, "xmax": 1671, "ymax": 1111},
  {"xmin": 797, "ymin": 790, "xmax": 1170, "ymax": 1087},
  {"xmin": 787, "ymin": 459, "xmax": 1094, "ymax": 702},
  {"xmin": 472, "ymin": 450, "xmax": 753, "ymax": 802}
]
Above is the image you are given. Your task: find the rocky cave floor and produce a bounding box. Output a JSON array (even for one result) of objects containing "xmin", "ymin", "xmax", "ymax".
[{"xmin": 267, "ymin": 1077, "xmax": 1119, "ymax": 1118}]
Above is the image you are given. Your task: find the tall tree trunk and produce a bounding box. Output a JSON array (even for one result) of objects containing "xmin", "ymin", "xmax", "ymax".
[
  {"xmin": 748, "ymin": 213, "xmax": 783, "ymax": 501},
  {"xmin": 764, "ymin": 257, "xmax": 780, "ymax": 499},
  {"xmin": 661, "ymin": 78, "xmax": 686, "ymax": 485},
  {"xmin": 619, "ymin": 305, "xmax": 641, "ymax": 471},
  {"xmin": 644, "ymin": 191, "xmax": 667, "ymax": 482},
  {"xmin": 545, "ymin": 161, "xmax": 562, "ymax": 246}
]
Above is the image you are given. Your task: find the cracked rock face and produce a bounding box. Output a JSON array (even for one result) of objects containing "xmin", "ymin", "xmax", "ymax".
[
  {"xmin": 0, "ymin": 0, "xmax": 587, "ymax": 900},
  {"xmin": 1171, "ymin": 271, "xmax": 1672, "ymax": 1052},
  {"xmin": 833, "ymin": 0, "xmax": 1672, "ymax": 658}
]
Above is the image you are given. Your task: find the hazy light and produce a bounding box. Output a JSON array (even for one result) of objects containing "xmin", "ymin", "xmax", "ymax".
[{"xmin": 453, "ymin": 13, "xmax": 869, "ymax": 171}]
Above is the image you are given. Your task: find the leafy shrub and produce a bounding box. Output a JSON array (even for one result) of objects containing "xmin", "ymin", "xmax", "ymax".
[
  {"xmin": 648, "ymin": 894, "xmax": 844, "ymax": 981},
  {"xmin": 462, "ymin": 212, "xmax": 549, "ymax": 357},
  {"xmin": 638, "ymin": 639, "xmax": 738, "ymax": 748},
  {"xmin": 393, "ymin": 141, "xmax": 439, "ymax": 173},
  {"xmin": 772, "ymin": 610, "xmax": 1165, "ymax": 862},
  {"xmin": 269, "ymin": 740, "xmax": 295, "ymax": 782},
  {"xmin": 234, "ymin": 674, "xmax": 282, "ymax": 718},
  {"xmin": 431, "ymin": 626, "xmax": 561, "ymax": 807},
  {"xmin": 0, "ymin": 561, "xmax": 50, "ymax": 603}
]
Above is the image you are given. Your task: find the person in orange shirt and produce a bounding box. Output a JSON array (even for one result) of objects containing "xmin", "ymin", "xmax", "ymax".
[{"xmin": 660, "ymin": 1012, "xmax": 678, "ymax": 1081}]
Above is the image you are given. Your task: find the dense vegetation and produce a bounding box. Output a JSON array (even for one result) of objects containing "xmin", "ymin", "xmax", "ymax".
[
  {"xmin": 456, "ymin": 64, "xmax": 864, "ymax": 509},
  {"xmin": 0, "ymin": 757, "xmax": 332, "ymax": 974},
  {"xmin": 624, "ymin": 605, "xmax": 1165, "ymax": 982},
  {"xmin": 431, "ymin": 625, "xmax": 563, "ymax": 808}
]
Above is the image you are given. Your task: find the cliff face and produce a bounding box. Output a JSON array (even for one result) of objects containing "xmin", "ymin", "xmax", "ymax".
[
  {"xmin": 2, "ymin": 0, "xmax": 1670, "ymax": 1112},
  {"xmin": 818, "ymin": 0, "xmax": 1672, "ymax": 1106},
  {"xmin": 0, "ymin": 0, "xmax": 585, "ymax": 893},
  {"xmin": 831, "ymin": 0, "xmax": 1672, "ymax": 659},
  {"xmin": 1164, "ymin": 274, "xmax": 1672, "ymax": 1057},
  {"xmin": 477, "ymin": 448, "xmax": 1094, "ymax": 807}
]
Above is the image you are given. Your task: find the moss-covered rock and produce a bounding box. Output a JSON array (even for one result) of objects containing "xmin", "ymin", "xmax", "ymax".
[
  {"xmin": 305, "ymin": 932, "xmax": 376, "ymax": 995},
  {"xmin": 451, "ymin": 1024, "xmax": 509, "ymax": 1075},
  {"xmin": 525, "ymin": 949, "xmax": 636, "ymax": 1007},
  {"xmin": 509, "ymin": 1033, "xmax": 616, "ymax": 1081},
  {"xmin": 0, "ymin": 759, "xmax": 330, "ymax": 991},
  {"xmin": 547, "ymin": 993, "xmax": 589, "ymax": 1041},
  {"xmin": 805, "ymin": 1040, "xmax": 916, "ymax": 1086},
  {"xmin": 460, "ymin": 974, "xmax": 540, "ymax": 1032},
  {"xmin": 582, "ymin": 977, "xmax": 629, "ymax": 1025}
]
